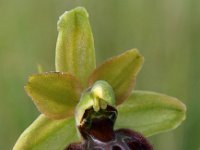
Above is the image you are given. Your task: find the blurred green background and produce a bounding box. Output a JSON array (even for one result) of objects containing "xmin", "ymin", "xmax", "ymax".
[{"xmin": 0, "ymin": 0, "xmax": 199, "ymax": 149}]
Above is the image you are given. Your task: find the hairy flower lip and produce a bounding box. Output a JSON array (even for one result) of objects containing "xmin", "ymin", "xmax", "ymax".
[
  {"xmin": 66, "ymin": 129, "xmax": 153, "ymax": 150},
  {"xmin": 66, "ymin": 105, "xmax": 153, "ymax": 150}
]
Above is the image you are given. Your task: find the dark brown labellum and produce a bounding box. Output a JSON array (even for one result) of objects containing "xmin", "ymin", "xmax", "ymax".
[{"xmin": 65, "ymin": 106, "xmax": 153, "ymax": 150}]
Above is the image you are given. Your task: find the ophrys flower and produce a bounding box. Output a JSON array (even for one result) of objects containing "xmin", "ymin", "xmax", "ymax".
[{"xmin": 13, "ymin": 7, "xmax": 186, "ymax": 150}]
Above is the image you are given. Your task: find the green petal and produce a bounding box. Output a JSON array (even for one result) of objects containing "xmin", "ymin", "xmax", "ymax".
[
  {"xmin": 13, "ymin": 115, "xmax": 79, "ymax": 150},
  {"xmin": 25, "ymin": 72, "xmax": 82, "ymax": 119},
  {"xmin": 55, "ymin": 7, "xmax": 96, "ymax": 87},
  {"xmin": 115, "ymin": 91, "xmax": 186, "ymax": 136},
  {"xmin": 88, "ymin": 49, "xmax": 144, "ymax": 105}
]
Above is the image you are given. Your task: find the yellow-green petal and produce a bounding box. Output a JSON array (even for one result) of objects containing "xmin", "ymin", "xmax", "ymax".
[
  {"xmin": 115, "ymin": 91, "xmax": 186, "ymax": 137},
  {"xmin": 88, "ymin": 49, "xmax": 144, "ymax": 105},
  {"xmin": 25, "ymin": 72, "xmax": 82, "ymax": 119},
  {"xmin": 55, "ymin": 7, "xmax": 96, "ymax": 87},
  {"xmin": 13, "ymin": 115, "xmax": 79, "ymax": 150}
]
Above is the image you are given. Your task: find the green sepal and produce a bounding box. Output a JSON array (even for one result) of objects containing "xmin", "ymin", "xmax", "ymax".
[
  {"xmin": 115, "ymin": 90, "xmax": 186, "ymax": 136},
  {"xmin": 13, "ymin": 115, "xmax": 79, "ymax": 150},
  {"xmin": 25, "ymin": 72, "xmax": 82, "ymax": 119},
  {"xmin": 88, "ymin": 49, "xmax": 144, "ymax": 105},
  {"xmin": 55, "ymin": 7, "xmax": 96, "ymax": 87}
]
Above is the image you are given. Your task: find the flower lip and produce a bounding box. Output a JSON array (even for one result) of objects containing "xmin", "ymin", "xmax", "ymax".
[{"xmin": 67, "ymin": 105, "xmax": 153, "ymax": 150}]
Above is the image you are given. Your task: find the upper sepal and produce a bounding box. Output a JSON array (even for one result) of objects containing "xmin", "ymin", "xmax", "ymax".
[
  {"xmin": 56, "ymin": 7, "xmax": 96, "ymax": 87},
  {"xmin": 25, "ymin": 72, "xmax": 82, "ymax": 119}
]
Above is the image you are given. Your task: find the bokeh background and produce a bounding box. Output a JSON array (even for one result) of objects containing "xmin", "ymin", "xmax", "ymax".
[{"xmin": 0, "ymin": 0, "xmax": 199, "ymax": 149}]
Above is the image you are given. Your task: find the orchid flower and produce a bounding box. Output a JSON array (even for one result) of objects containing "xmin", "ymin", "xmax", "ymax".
[{"xmin": 13, "ymin": 7, "xmax": 186, "ymax": 150}]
